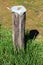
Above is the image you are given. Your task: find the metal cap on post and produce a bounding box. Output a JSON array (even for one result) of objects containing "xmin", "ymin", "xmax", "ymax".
[
  {"xmin": 11, "ymin": 6, "xmax": 26, "ymax": 15},
  {"xmin": 11, "ymin": 6, "xmax": 26, "ymax": 49}
]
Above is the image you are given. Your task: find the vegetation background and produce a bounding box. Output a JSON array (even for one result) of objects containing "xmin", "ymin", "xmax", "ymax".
[{"xmin": 0, "ymin": 0, "xmax": 43, "ymax": 65}]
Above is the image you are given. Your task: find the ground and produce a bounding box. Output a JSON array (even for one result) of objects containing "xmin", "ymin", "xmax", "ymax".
[
  {"xmin": 0, "ymin": 0, "xmax": 43, "ymax": 41},
  {"xmin": 0, "ymin": 0, "xmax": 43, "ymax": 65}
]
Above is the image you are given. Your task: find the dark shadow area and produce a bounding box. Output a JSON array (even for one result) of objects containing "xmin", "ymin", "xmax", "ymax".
[
  {"xmin": 24, "ymin": 29, "xmax": 39, "ymax": 50},
  {"xmin": 14, "ymin": 63, "xmax": 16, "ymax": 65},
  {"xmin": 29, "ymin": 30, "xmax": 39, "ymax": 39}
]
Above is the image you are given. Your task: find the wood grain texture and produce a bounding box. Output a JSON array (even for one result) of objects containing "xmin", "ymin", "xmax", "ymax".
[{"xmin": 12, "ymin": 12, "xmax": 26, "ymax": 49}]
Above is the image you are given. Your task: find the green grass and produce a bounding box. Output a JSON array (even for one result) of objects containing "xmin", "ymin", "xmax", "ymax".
[{"xmin": 0, "ymin": 27, "xmax": 43, "ymax": 65}]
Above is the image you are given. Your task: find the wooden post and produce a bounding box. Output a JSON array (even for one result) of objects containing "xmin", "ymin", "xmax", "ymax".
[{"xmin": 11, "ymin": 6, "xmax": 26, "ymax": 49}]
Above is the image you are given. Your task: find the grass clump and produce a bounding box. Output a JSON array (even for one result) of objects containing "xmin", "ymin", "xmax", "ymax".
[{"xmin": 0, "ymin": 28, "xmax": 43, "ymax": 65}]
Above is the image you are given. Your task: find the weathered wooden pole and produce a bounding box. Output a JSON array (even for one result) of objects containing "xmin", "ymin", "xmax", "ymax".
[{"xmin": 11, "ymin": 6, "xmax": 26, "ymax": 49}]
